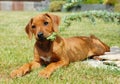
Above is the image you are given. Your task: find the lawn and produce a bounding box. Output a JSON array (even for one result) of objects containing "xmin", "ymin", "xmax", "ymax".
[{"xmin": 0, "ymin": 11, "xmax": 120, "ymax": 84}]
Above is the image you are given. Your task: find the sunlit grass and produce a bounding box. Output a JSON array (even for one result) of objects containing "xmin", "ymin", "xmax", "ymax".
[{"xmin": 0, "ymin": 11, "xmax": 120, "ymax": 84}]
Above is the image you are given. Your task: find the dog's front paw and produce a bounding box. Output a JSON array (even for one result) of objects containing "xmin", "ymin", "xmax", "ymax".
[
  {"xmin": 38, "ymin": 70, "xmax": 51, "ymax": 79},
  {"xmin": 10, "ymin": 69, "xmax": 23, "ymax": 78}
]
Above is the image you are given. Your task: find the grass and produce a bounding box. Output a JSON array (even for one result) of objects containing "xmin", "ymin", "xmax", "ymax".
[{"xmin": 0, "ymin": 11, "xmax": 120, "ymax": 84}]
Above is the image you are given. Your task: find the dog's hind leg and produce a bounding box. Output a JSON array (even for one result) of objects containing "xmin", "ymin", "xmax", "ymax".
[{"xmin": 90, "ymin": 35, "xmax": 110, "ymax": 55}]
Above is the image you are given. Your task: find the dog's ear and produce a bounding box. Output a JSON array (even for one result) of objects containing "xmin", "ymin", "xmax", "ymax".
[
  {"xmin": 25, "ymin": 18, "xmax": 33, "ymax": 40},
  {"xmin": 45, "ymin": 13, "xmax": 60, "ymax": 32}
]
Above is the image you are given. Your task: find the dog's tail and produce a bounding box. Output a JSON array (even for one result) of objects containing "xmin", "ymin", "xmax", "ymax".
[{"xmin": 90, "ymin": 35, "xmax": 110, "ymax": 52}]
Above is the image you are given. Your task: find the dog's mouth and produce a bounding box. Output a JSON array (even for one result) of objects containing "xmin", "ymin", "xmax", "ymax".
[
  {"xmin": 36, "ymin": 32, "xmax": 48, "ymax": 41},
  {"xmin": 37, "ymin": 36, "xmax": 46, "ymax": 41},
  {"xmin": 36, "ymin": 32, "xmax": 57, "ymax": 41},
  {"xmin": 46, "ymin": 32, "xmax": 57, "ymax": 41}
]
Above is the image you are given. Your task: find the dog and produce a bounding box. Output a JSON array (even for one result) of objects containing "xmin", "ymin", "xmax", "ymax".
[{"xmin": 10, "ymin": 13, "xmax": 110, "ymax": 78}]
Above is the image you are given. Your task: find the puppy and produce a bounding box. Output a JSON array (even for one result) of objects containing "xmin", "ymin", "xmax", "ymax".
[{"xmin": 10, "ymin": 13, "xmax": 110, "ymax": 78}]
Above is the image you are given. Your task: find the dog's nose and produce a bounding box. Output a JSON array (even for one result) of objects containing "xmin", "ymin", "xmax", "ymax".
[{"xmin": 38, "ymin": 32, "xmax": 43, "ymax": 38}]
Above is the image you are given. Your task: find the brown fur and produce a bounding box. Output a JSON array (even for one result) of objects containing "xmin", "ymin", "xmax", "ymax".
[{"xmin": 10, "ymin": 13, "xmax": 110, "ymax": 78}]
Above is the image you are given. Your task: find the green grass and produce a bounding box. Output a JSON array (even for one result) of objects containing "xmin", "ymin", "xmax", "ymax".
[{"xmin": 0, "ymin": 11, "xmax": 120, "ymax": 84}]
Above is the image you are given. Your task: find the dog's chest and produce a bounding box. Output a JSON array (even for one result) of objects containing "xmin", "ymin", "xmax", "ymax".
[
  {"xmin": 40, "ymin": 56, "xmax": 51, "ymax": 62},
  {"xmin": 40, "ymin": 53, "xmax": 59, "ymax": 63}
]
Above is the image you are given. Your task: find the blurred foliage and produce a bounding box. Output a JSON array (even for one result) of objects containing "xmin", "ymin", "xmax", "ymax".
[
  {"xmin": 60, "ymin": 10, "xmax": 120, "ymax": 31},
  {"xmin": 66, "ymin": 0, "xmax": 103, "ymax": 4},
  {"xmin": 103, "ymin": 0, "xmax": 118, "ymax": 5},
  {"xmin": 62, "ymin": 0, "xmax": 83, "ymax": 12},
  {"xmin": 49, "ymin": 1, "xmax": 66, "ymax": 12},
  {"xmin": 114, "ymin": 3, "xmax": 120, "ymax": 12},
  {"xmin": 62, "ymin": 0, "xmax": 104, "ymax": 12},
  {"xmin": 49, "ymin": 0, "xmax": 120, "ymax": 12},
  {"xmin": 83, "ymin": 0, "xmax": 103, "ymax": 4},
  {"xmin": 50, "ymin": 0, "xmax": 66, "ymax": 1}
]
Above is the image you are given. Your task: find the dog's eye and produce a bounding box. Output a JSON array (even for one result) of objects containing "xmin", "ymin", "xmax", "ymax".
[
  {"xmin": 44, "ymin": 22, "xmax": 48, "ymax": 26},
  {"xmin": 32, "ymin": 25, "xmax": 36, "ymax": 29}
]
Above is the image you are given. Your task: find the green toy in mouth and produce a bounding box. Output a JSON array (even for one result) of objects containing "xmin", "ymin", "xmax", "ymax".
[{"xmin": 47, "ymin": 32, "xmax": 57, "ymax": 41}]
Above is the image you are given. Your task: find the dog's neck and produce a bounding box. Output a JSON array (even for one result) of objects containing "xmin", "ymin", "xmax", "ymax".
[
  {"xmin": 36, "ymin": 40, "xmax": 52, "ymax": 52},
  {"xmin": 36, "ymin": 35, "xmax": 63, "ymax": 52}
]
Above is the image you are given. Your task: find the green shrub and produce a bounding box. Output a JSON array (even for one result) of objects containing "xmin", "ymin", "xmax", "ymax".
[
  {"xmin": 83, "ymin": 0, "xmax": 103, "ymax": 4},
  {"xmin": 62, "ymin": 0, "xmax": 104, "ymax": 12},
  {"xmin": 62, "ymin": 0, "xmax": 82, "ymax": 12},
  {"xmin": 49, "ymin": 1, "xmax": 66, "ymax": 12},
  {"xmin": 60, "ymin": 10, "xmax": 120, "ymax": 30},
  {"xmin": 114, "ymin": 3, "xmax": 120, "ymax": 12},
  {"xmin": 103, "ymin": 0, "xmax": 118, "ymax": 5},
  {"xmin": 50, "ymin": 0, "xmax": 66, "ymax": 1}
]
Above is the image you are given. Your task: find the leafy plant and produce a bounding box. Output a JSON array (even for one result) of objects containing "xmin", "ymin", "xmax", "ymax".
[
  {"xmin": 114, "ymin": 3, "xmax": 120, "ymax": 12},
  {"xmin": 84, "ymin": 0, "xmax": 103, "ymax": 4},
  {"xmin": 47, "ymin": 32, "xmax": 57, "ymax": 41},
  {"xmin": 60, "ymin": 10, "xmax": 120, "ymax": 31},
  {"xmin": 62, "ymin": 0, "xmax": 83, "ymax": 12},
  {"xmin": 103, "ymin": 0, "xmax": 118, "ymax": 5},
  {"xmin": 50, "ymin": 0, "xmax": 66, "ymax": 1},
  {"xmin": 49, "ymin": 1, "xmax": 66, "ymax": 12}
]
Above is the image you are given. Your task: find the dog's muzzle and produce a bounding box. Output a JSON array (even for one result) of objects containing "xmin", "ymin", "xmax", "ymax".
[{"xmin": 37, "ymin": 32, "xmax": 46, "ymax": 41}]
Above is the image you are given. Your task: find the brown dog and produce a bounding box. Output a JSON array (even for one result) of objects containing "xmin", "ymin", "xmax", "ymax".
[{"xmin": 10, "ymin": 13, "xmax": 110, "ymax": 78}]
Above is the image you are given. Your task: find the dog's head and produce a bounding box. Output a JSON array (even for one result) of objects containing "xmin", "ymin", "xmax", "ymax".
[{"xmin": 25, "ymin": 13, "xmax": 60, "ymax": 41}]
